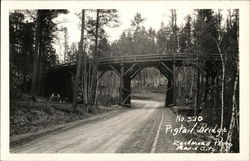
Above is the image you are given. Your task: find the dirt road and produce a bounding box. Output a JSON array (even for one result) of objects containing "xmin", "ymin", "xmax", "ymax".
[{"xmin": 11, "ymin": 100, "xmax": 193, "ymax": 153}]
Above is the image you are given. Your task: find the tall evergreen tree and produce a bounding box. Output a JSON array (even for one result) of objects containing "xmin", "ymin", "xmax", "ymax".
[
  {"xmin": 193, "ymin": 9, "xmax": 219, "ymax": 53},
  {"xmin": 179, "ymin": 15, "xmax": 193, "ymax": 52},
  {"xmin": 31, "ymin": 9, "xmax": 68, "ymax": 96},
  {"xmin": 10, "ymin": 11, "xmax": 35, "ymax": 95}
]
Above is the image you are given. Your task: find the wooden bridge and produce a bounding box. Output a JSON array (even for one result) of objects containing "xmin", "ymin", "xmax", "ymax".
[{"xmin": 45, "ymin": 53, "xmax": 220, "ymax": 109}]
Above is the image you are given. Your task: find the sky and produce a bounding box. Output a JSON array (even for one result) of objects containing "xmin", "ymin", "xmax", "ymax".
[
  {"xmin": 53, "ymin": 8, "xmax": 195, "ymax": 61},
  {"xmin": 53, "ymin": 8, "xmax": 228, "ymax": 61},
  {"xmin": 55, "ymin": 8, "xmax": 195, "ymax": 44}
]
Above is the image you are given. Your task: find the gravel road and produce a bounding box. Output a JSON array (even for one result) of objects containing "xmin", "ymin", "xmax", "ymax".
[{"xmin": 11, "ymin": 100, "xmax": 193, "ymax": 153}]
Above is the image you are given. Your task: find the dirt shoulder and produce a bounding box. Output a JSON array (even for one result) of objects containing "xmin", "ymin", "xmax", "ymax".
[{"xmin": 10, "ymin": 100, "xmax": 123, "ymax": 147}]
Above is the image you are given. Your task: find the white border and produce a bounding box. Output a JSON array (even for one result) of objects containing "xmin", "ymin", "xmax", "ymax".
[{"xmin": 1, "ymin": 1, "xmax": 249, "ymax": 161}]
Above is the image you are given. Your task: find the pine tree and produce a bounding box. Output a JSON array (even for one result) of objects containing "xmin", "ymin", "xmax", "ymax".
[
  {"xmin": 31, "ymin": 9, "xmax": 68, "ymax": 96},
  {"xmin": 179, "ymin": 15, "xmax": 193, "ymax": 52}
]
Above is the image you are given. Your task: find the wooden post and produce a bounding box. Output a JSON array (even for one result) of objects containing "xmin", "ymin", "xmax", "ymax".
[
  {"xmin": 119, "ymin": 64, "xmax": 132, "ymax": 107},
  {"xmin": 173, "ymin": 61, "xmax": 176, "ymax": 105},
  {"xmin": 164, "ymin": 62, "xmax": 175, "ymax": 107},
  {"xmin": 123, "ymin": 75, "xmax": 131, "ymax": 106},
  {"xmin": 120, "ymin": 63, "xmax": 124, "ymax": 105},
  {"xmin": 165, "ymin": 77, "xmax": 173, "ymax": 107}
]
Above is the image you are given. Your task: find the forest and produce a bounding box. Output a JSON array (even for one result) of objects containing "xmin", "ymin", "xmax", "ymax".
[{"xmin": 9, "ymin": 9, "xmax": 239, "ymax": 152}]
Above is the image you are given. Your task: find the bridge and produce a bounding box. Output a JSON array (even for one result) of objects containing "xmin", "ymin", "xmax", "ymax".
[{"xmin": 45, "ymin": 53, "xmax": 220, "ymax": 110}]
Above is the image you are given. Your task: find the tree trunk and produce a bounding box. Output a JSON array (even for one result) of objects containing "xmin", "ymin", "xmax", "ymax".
[
  {"xmin": 37, "ymin": 39, "xmax": 45, "ymax": 95},
  {"xmin": 82, "ymin": 53, "xmax": 88, "ymax": 105},
  {"xmin": 212, "ymin": 76, "xmax": 218, "ymax": 121},
  {"xmin": 215, "ymin": 39, "xmax": 226, "ymax": 152},
  {"xmin": 220, "ymin": 61, "xmax": 225, "ymax": 131},
  {"xmin": 204, "ymin": 71, "xmax": 209, "ymax": 109},
  {"xmin": 226, "ymin": 61, "xmax": 239, "ymax": 152},
  {"xmin": 31, "ymin": 10, "xmax": 42, "ymax": 96},
  {"xmin": 72, "ymin": 10, "xmax": 85, "ymax": 110},
  {"xmin": 23, "ymin": 51, "xmax": 30, "ymax": 93},
  {"xmin": 91, "ymin": 9, "xmax": 100, "ymax": 107},
  {"xmin": 216, "ymin": 42, "xmax": 225, "ymax": 136},
  {"xmin": 195, "ymin": 60, "xmax": 200, "ymax": 116}
]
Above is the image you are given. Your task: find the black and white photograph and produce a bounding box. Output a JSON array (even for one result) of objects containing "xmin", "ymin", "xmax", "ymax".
[{"xmin": 1, "ymin": 0, "xmax": 249, "ymax": 160}]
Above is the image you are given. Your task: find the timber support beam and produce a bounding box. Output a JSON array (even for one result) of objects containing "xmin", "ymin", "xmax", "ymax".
[
  {"xmin": 164, "ymin": 62, "xmax": 176, "ymax": 107},
  {"xmin": 119, "ymin": 64, "xmax": 132, "ymax": 107}
]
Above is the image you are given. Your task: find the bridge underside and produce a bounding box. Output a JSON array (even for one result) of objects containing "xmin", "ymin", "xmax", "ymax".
[
  {"xmin": 45, "ymin": 54, "xmax": 220, "ymax": 112},
  {"xmin": 100, "ymin": 60, "xmax": 197, "ymax": 107},
  {"xmin": 45, "ymin": 60, "xmax": 197, "ymax": 107}
]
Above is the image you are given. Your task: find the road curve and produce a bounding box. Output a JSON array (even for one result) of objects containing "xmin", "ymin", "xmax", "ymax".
[{"xmin": 11, "ymin": 100, "xmax": 164, "ymax": 153}]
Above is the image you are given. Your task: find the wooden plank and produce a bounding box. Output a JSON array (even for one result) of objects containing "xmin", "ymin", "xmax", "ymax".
[
  {"xmin": 130, "ymin": 67, "xmax": 142, "ymax": 80},
  {"xmin": 124, "ymin": 64, "xmax": 137, "ymax": 76},
  {"xmin": 165, "ymin": 75, "xmax": 173, "ymax": 107},
  {"xmin": 173, "ymin": 63, "xmax": 176, "ymax": 105},
  {"xmin": 119, "ymin": 64, "xmax": 124, "ymax": 105},
  {"xmin": 110, "ymin": 64, "xmax": 121, "ymax": 77},
  {"xmin": 157, "ymin": 66, "xmax": 169, "ymax": 79},
  {"xmin": 160, "ymin": 62, "xmax": 173, "ymax": 75},
  {"xmin": 175, "ymin": 62, "xmax": 186, "ymax": 74},
  {"xmin": 97, "ymin": 71, "xmax": 106, "ymax": 80},
  {"xmin": 48, "ymin": 53, "xmax": 221, "ymax": 72},
  {"xmin": 122, "ymin": 92, "xmax": 131, "ymax": 105}
]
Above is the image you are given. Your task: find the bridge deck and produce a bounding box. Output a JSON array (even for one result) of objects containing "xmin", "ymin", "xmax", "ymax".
[{"xmin": 48, "ymin": 53, "xmax": 220, "ymax": 72}]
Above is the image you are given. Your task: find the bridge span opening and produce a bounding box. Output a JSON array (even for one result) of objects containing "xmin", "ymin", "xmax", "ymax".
[
  {"xmin": 97, "ymin": 67, "xmax": 168, "ymax": 107},
  {"xmin": 130, "ymin": 67, "xmax": 167, "ymax": 104}
]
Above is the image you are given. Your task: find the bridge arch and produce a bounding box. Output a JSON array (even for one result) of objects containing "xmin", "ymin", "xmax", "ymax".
[
  {"xmin": 130, "ymin": 67, "xmax": 168, "ymax": 104},
  {"xmin": 97, "ymin": 70, "xmax": 121, "ymax": 105},
  {"xmin": 131, "ymin": 67, "xmax": 167, "ymax": 89},
  {"xmin": 97, "ymin": 61, "xmax": 177, "ymax": 107}
]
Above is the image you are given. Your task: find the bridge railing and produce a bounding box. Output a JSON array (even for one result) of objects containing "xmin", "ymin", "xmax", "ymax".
[
  {"xmin": 97, "ymin": 53, "xmax": 220, "ymax": 64},
  {"xmin": 97, "ymin": 53, "xmax": 197, "ymax": 64},
  {"xmin": 49, "ymin": 61, "xmax": 76, "ymax": 70},
  {"xmin": 49, "ymin": 53, "xmax": 220, "ymax": 70}
]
